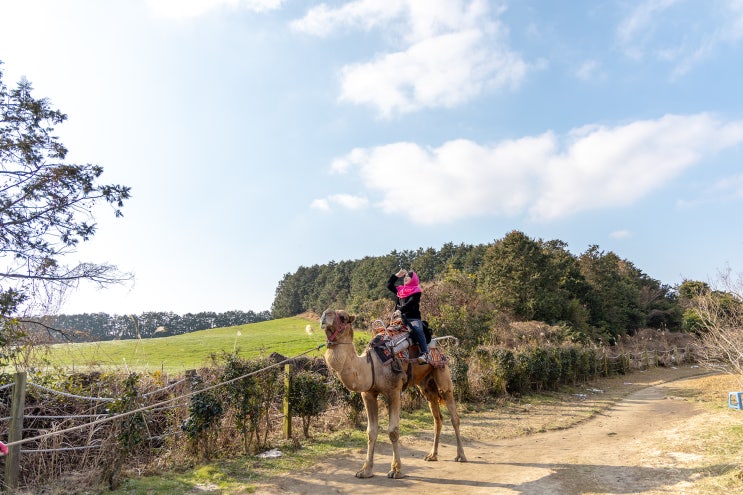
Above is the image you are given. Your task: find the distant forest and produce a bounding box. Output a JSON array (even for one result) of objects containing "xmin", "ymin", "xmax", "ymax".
[
  {"xmin": 46, "ymin": 310, "xmax": 271, "ymax": 342},
  {"xmin": 272, "ymin": 230, "xmax": 691, "ymax": 344}
]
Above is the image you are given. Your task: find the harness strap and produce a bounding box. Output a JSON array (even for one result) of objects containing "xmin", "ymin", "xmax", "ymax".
[
  {"xmin": 326, "ymin": 320, "xmax": 347, "ymax": 345},
  {"xmin": 367, "ymin": 352, "xmax": 376, "ymax": 391}
]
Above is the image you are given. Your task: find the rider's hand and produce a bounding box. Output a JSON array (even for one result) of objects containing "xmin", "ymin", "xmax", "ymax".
[{"xmin": 396, "ymin": 269, "xmax": 407, "ymax": 278}]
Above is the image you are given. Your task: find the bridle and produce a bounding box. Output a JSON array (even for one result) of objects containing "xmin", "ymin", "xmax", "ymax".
[{"xmin": 325, "ymin": 313, "xmax": 350, "ymax": 346}]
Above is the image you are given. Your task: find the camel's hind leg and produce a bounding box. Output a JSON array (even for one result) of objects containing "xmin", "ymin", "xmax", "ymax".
[
  {"xmin": 357, "ymin": 391, "xmax": 379, "ymax": 478},
  {"xmin": 422, "ymin": 388, "xmax": 444, "ymax": 461},
  {"xmin": 442, "ymin": 389, "xmax": 467, "ymax": 462},
  {"xmin": 431, "ymin": 367, "xmax": 467, "ymax": 462}
]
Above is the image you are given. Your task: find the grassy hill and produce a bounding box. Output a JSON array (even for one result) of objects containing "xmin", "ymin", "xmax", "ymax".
[{"xmin": 33, "ymin": 315, "xmax": 328, "ymax": 374}]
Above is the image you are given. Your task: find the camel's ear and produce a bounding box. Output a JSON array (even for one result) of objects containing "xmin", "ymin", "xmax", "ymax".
[{"xmin": 347, "ymin": 315, "xmax": 356, "ymax": 324}]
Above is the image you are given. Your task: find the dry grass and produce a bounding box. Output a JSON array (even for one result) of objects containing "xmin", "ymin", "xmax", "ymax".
[{"xmin": 640, "ymin": 372, "xmax": 743, "ymax": 494}]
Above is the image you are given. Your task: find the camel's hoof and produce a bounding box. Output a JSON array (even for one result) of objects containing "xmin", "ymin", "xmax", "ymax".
[
  {"xmin": 454, "ymin": 455, "xmax": 468, "ymax": 462},
  {"xmin": 387, "ymin": 470, "xmax": 404, "ymax": 479},
  {"xmin": 424, "ymin": 453, "xmax": 438, "ymax": 461},
  {"xmin": 355, "ymin": 470, "xmax": 373, "ymax": 478}
]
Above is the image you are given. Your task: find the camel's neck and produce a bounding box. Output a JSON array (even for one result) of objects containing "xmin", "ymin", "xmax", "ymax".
[{"xmin": 325, "ymin": 344, "xmax": 374, "ymax": 393}]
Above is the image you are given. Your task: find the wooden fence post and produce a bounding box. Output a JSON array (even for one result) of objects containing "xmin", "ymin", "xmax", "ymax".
[
  {"xmin": 603, "ymin": 353, "xmax": 609, "ymax": 376},
  {"xmin": 283, "ymin": 364, "xmax": 292, "ymax": 440},
  {"xmin": 5, "ymin": 371, "xmax": 27, "ymax": 491}
]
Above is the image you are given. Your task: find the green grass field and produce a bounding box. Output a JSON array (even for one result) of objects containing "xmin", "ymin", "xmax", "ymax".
[{"xmin": 33, "ymin": 316, "xmax": 329, "ymax": 374}]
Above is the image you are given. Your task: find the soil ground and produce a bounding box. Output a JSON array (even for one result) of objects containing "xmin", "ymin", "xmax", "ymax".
[{"xmin": 252, "ymin": 366, "xmax": 743, "ymax": 495}]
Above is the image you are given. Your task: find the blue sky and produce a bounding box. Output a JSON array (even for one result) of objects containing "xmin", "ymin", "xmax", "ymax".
[{"xmin": 1, "ymin": 0, "xmax": 742, "ymax": 316}]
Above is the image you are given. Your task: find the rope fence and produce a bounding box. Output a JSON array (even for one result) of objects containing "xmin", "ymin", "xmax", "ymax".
[
  {"xmin": 2, "ymin": 343, "xmax": 325, "ymax": 450},
  {"xmin": 0, "ymin": 343, "xmax": 327, "ymax": 490}
]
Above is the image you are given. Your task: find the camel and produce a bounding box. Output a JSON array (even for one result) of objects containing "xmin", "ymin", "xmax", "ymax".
[{"xmin": 319, "ymin": 309, "xmax": 467, "ymax": 479}]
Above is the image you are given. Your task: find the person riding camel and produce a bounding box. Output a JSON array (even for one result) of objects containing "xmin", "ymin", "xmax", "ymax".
[{"xmin": 387, "ymin": 269, "xmax": 430, "ymax": 364}]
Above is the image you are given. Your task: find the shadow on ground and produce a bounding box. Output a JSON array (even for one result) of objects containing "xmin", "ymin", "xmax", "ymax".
[{"xmin": 407, "ymin": 461, "xmax": 732, "ymax": 494}]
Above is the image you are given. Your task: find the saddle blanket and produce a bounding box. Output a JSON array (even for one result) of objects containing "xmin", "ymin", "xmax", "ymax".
[{"xmin": 368, "ymin": 332, "xmax": 448, "ymax": 369}]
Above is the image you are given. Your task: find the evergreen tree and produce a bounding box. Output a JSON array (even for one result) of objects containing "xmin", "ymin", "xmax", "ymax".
[{"xmin": 0, "ymin": 61, "xmax": 130, "ymax": 357}]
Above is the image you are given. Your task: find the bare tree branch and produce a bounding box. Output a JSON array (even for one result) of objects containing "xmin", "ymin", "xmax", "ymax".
[{"xmin": 690, "ymin": 268, "xmax": 743, "ymax": 384}]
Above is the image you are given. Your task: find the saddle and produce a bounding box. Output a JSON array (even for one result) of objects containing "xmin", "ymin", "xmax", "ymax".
[{"xmin": 368, "ymin": 317, "xmax": 448, "ymax": 371}]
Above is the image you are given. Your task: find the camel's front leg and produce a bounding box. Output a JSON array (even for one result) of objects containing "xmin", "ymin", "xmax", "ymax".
[
  {"xmin": 357, "ymin": 392, "xmax": 379, "ymax": 478},
  {"xmin": 386, "ymin": 392, "xmax": 404, "ymax": 478}
]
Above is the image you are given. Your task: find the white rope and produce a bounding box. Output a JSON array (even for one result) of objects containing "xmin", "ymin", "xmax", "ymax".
[
  {"xmin": 24, "ymin": 377, "xmax": 189, "ymax": 403},
  {"xmin": 22, "ymin": 444, "xmax": 103, "ymax": 454},
  {"xmin": 143, "ymin": 378, "xmax": 186, "ymax": 397},
  {"xmin": 22, "ymin": 414, "xmax": 110, "ymax": 420},
  {"xmin": 27, "ymin": 383, "xmax": 114, "ymax": 403}
]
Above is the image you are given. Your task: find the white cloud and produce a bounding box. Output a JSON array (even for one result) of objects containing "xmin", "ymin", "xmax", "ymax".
[
  {"xmin": 331, "ymin": 194, "xmax": 369, "ymax": 210},
  {"xmin": 712, "ymin": 172, "xmax": 743, "ymax": 199},
  {"xmin": 330, "ymin": 148, "xmax": 368, "ymax": 174},
  {"xmin": 310, "ymin": 194, "xmax": 368, "ymax": 212},
  {"xmin": 292, "ymin": 0, "xmax": 533, "ymax": 117},
  {"xmin": 331, "ymin": 113, "xmax": 743, "ymax": 224},
  {"xmin": 676, "ymin": 169, "xmax": 743, "ymax": 208},
  {"xmin": 310, "ymin": 198, "xmax": 331, "ymax": 211},
  {"xmin": 616, "ymin": 0, "xmax": 743, "ymax": 75},
  {"xmin": 339, "ymin": 29, "xmax": 529, "ymax": 116},
  {"xmin": 290, "ymin": 1, "xmax": 405, "ymax": 37},
  {"xmin": 146, "ymin": 0, "xmax": 285, "ymax": 18},
  {"xmin": 616, "ymin": 0, "xmax": 680, "ymax": 60},
  {"xmin": 724, "ymin": 0, "xmax": 743, "ymax": 42},
  {"xmin": 610, "ymin": 230, "xmax": 633, "ymax": 239},
  {"xmin": 531, "ymin": 114, "xmax": 743, "ymax": 220},
  {"xmin": 575, "ymin": 59, "xmax": 606, "ymax": 82}
]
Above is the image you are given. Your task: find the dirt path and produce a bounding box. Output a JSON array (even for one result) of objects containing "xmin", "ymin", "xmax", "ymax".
[{"xmin": 255, "ymin": 369, "xmax": 731, "ymax": 494}]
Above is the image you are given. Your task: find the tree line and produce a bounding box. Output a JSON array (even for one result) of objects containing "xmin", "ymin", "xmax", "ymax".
[
  {"xmin": 272, "ymin": 230, "xmax": 687, "ymax": 344},
  {"xmin": 35, "ymin": 310, "xmax": 271, "ymax": 342}
]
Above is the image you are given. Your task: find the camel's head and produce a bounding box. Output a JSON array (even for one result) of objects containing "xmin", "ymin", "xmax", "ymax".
[{"xmin": 320, "ymin": 309, "xmax": 356, "ymax": 344}]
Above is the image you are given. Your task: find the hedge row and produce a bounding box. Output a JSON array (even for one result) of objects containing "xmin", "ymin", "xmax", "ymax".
[{"xmin": 450, "ymin": 344, "xmax": 684, "ymax": 401}]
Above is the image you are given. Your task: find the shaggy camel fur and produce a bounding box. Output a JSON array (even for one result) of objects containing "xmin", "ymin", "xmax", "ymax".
[{"xmin": 320, "ymin": 309, "xmax": 467, "ymax": 479}]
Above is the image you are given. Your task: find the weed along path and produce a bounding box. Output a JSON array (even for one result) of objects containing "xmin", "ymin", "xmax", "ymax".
[{"xmin": 254, "ymin": 367, "xmax": 735, "ymax": 495}]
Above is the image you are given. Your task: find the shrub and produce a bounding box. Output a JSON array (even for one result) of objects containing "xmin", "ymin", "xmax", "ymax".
[
  {"xmin": 181, "ymin": 374, "xmax": 224, "ymax": 459},
  {"xmin": 221, "ymin": 354, "xmax": 281, "ymax": 454},
  {"xmin": 290, "ymin": 371, "xmax": 329, "ymax": 438},
  {"xmin": 101, "ymin": 373, "xmax": 148, "ymax": 489},
  {"xmin": 447, "ymin": 347, "xmax": 471, "ymax": 402}
]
